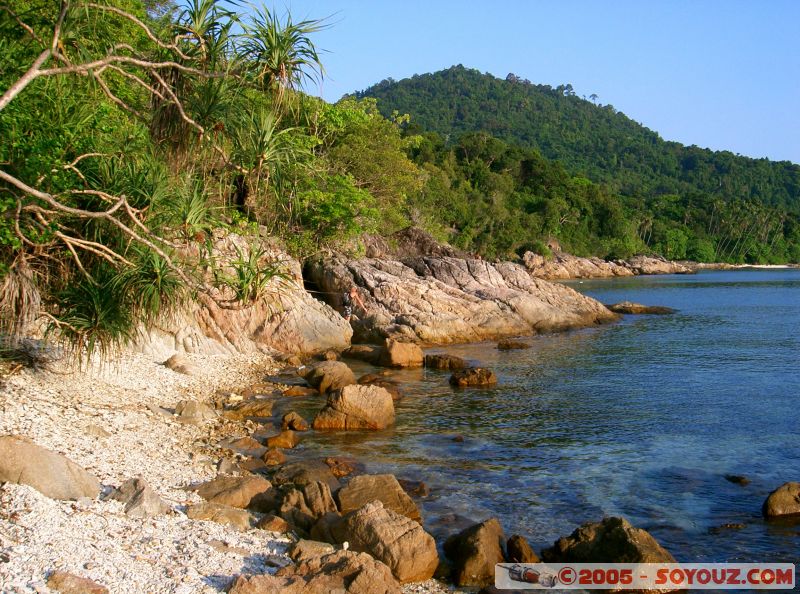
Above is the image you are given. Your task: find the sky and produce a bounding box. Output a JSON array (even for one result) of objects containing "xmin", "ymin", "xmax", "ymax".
[{"xmin": 272, "ymin": 0, "xmax": 799, "ymax": 164}]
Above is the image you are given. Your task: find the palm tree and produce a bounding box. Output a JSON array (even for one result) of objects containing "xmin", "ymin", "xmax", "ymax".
[{"xmin": 239, "ymin": 7, "xmax": 326, "ymax": 106}]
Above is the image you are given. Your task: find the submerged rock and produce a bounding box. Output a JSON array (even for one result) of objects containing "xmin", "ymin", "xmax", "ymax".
[
  {"xmin": 496, "ymin": 339, "xmax": 530, "ymax": 350},
  {"xmin": 762, "ymin": 482, "xmax": 800, "ymax": 517},
  {"xmin": 0, "ymin": 435, "xmax": 100, "ymax": 501},
  {"xmin": 424, "ymin": 353, "xmax": 468, "ymax": 369},
  {"xmin": 450, "ymin": 368, "xmax": 497, "ymax": 387},
  {"xmin": 607, "ymin": 301, "xmax": 676, "ymax": 315}
]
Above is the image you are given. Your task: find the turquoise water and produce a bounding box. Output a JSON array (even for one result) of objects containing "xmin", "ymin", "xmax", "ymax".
[{"xmin": 283, "ymin": 269, "xmax": 800, "ymax": 570}]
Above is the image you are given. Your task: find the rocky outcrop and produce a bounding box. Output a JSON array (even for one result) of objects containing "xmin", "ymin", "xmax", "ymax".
[
  {"xmin": 607, "ymin": 301, "xmax": 676, "ymax": 315},
  {"xmin": 312, "ymin": 385, "xmax": 395, "ymax": 430},
  {"xmin": 136, "ymin": 233, "xmax": 352, "ymax": 358},
  {"xmin": 450, "ymin": 368, "xmax": 497, "ymax": 387},
  {"xmin": 541, "ymin": 516, "xmax": 675, "ymax": 563},
  {"xmin": 301, "ymin": 361, "xmax": 357, "ymax": 394},
  {"xmin": 622, "ymin": 255, "xmax": 693, "ymax": 275},
  {"xmin": 523, "ymin": 251, "xmax": 635, "ymax": 280},
  {"xmin": 0, "ymin": 435, "xmax": 100, "ymax": 500},
  {"xmin": 337, "ymin": 474, "xmax": 421, "ymax": 522},
  {"xmin": 762, "ymin": 482, "xmax": 800, "ymax": 517},
  {"xmin": 443, "ymin": 518, "xmax": 506, "ymax": 587},
  {"xmin": 306, "ymin": 232, "xmax": 617, "ymax": 344},
  {"xmin": 497, "ymin": 339, "xmax": 530, "ymax": 350},
  {"xmin": 228, "ymin": 550, "xmax": 401, "ymax": 594},
  {"xmin": 327, "ymin": 501, "xmax": 439, "ymax": 584}
]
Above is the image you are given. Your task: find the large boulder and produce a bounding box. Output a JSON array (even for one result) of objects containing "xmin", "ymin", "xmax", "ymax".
[
  {"xmin": 279, "ymin": 481, "xmax": 339, "ymax": 531},
  {"xmin": 302, "ymin": 361, "xmax": 356, "ymax": 394},
  {"xmin": 337, "ymin": 474, "xmax": 421, "ymax": 522},
  {"xmin": 0, "ymin": 435, "xmax": 100, "ymax": 500},
  {"xmin": 228, "ymin": 550, "xmax": 400, "ymax": 594},
  {"xmin": 379, "ymin": 339, "xmax": 423, "ymax": 368},
  {"xmin": 541, "ymin": 516, "xmax": 675, "ymax": 563},
  {"xmin": 195, "ymin": 475, "xmax": 272, "ymax": 509},
  {"xmin": 272, "ymin": 460, "xmax": 341, "ymax": 491},
  {"xmin": 136, "ymin": 233, "xmax": 352, "ymax": 358},
  {"xmin": 305, "ymin": 230, "xmax": 617, "ymax": 344},
  {"xmin": 443, "ymin": 518, "xmax": 506, "ymax": 587},
  {"xmin": 312, "ymin": 385, "xmax": 395, "ymax": 430},
  {"xmin": 328, "ymin": 501, "xmax": 439, "ymax": 584},
  {"xmin": 762, "ymin": 482, "xmax": 800, "ymax": 517}
]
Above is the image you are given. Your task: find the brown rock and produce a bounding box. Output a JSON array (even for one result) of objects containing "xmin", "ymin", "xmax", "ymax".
[
  {"xmin": 607, "ymin": 301, "xmax": 676, "ymax": 315},
  {"xmin": 223, "ymin": 398, "xmax": 274, "ymax": 421},
  {"xmin": 497, "ymin": 340, "xmax": 530, "ymax": 350},
  {"xmin": 724, "ymin": 474, "xmax": 750, "ymax": 486},
  {"xmin": 288, "ymin": 539, "xmax": 336, "ymax": 562},
  {"xmin": 309, "ymin": 511, "xmax": 344, "ymax": 543},
  {"xmin": 337, "ymin": 474, "xmax": 421, "ymax": 522},
  {"xmin": 324, "ymin": 456, "xmax": 361, "ymax": 478},
  {"xmin": 320, "ymin": 350, "xmax": 339, "ymax": 361},
  {"xmin": 273, "ymin": 460, "xmax": 341, "ymax": 490},
  {"xmin": 240, "ymin": 383, "xmax": 277, "ymax": 398},
  {"xmin": 343, "ymin": 345, "xmax": 383, "ymax": 365},
  {"xmin": 266, "ymin": 430, "xmax": 300, "ymax": 449},
  {"xmin": 225, "ymin": 436, "xmax": 266, "ymax": 458},
  {"xmin": 424, "ymin": 354, "xmax": 468, "ymax": 370},
  {"xmin": 398, "ymin": 479, "xmax": 430, "ymax": 498},
  {"xmin": 47, "ymin": 571, "xmax": 108, "ymax": 594},
  {"xmin": 280, "ymin": 481, "xmax": 338, "ymax": 530},
  {"xmin": 762, "ymin": 482, "xmax": 800, "ymax": 517},
  {"xmin": 174, "ymin": 399, "xmax": 217, "ymax": 423},
  {"xmin": 256, "ymin": 513, "xmax": 291, "ymax": 533},
  {"xmin": 449, "ymin": 368, "xmax": 497, "ymax": 387},
  {"xmin": 282, "ymin": 412, "xmax": 309, "ymax": 431},
  {"xmin": 0, "ymin": 435, "xmax": 100, "ymax": 501},
  {"xmin": 229, "ymin": 550, "xmax": 400, "ymax": 594},
  {"xmin": 163, "ymin": 353, "xmax": 195, "ymax": 375},
  {"xmin": 185, "ymin": 502, "xmax": 255, "ymax": 530},
  {"xmin": 443, "ymin": 518, "xmax": 506, "ymax": 587},
  {"xmin": 238, "ymin": 457, "xmax": 269, "ymax": 474},
  {"xmin": 312, "ymin": 385, "xmax": 395, "ymax": 431},
  {"xmin": 357, "ymin": 377, "xmax": 402, "ymax": 401},
  {"xmin": 331, "ymin": 501, "xmax": 439, "ymax": 584},
  {"xmin": 541, "ymin": 516, "xmax": 675, "ymax": 563},
  {"xmin": 196, "ymin": 475, "xmax": 271, "ymax": 509},
  {"xmin": 283, "ymin": 386, "xmax": 319, "ymax": 397},
  {"xmin": 302, "ymin": 361, "xmax": 357, "ymax": 394},
  {"xmin": 261, "ymin": 448, "xmax": 287, "ymax": 466},
  {"xmin": 506, "ymin": 534, "xmax": 539, "ymax": 563},
  {"xmin": 380, "ymin": 339, "xmax": 423, "ymax": 368}
]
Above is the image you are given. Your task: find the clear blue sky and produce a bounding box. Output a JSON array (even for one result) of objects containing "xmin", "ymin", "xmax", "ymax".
[{"xmin": 275, "ymin": 0, "xmax": 799, "ymax": 164}]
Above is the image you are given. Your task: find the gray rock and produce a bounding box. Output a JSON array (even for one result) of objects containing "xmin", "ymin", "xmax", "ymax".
[
  {"xmin": 174, "ymin": 399, "xmax": 217, "ymax": 424},
  {"xmin": 108, "ymin": 477, "xmax": 169, "ymax": 518},
  {"xmin": 185, "ymin": 502, "xmax": 256, "ymax": 530},
  {"xmin": 0, "ymin": 435, "xmax": 100, "ymax": 500}
]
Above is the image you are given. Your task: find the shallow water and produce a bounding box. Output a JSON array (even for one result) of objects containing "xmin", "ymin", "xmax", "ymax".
[{"xmin": 281, "ymin": 269, "xmax": 800, "ymax": 573}]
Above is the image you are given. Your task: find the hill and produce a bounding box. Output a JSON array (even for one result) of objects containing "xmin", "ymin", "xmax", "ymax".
[{"xmin": 358, "ymin": 65, "xmax": 800, "ymax": 210}]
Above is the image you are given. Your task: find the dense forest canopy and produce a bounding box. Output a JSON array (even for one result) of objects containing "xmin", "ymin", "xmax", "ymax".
[{"xmin": 1, "ymin": 5, "xmax": 798, "ymax": 359}]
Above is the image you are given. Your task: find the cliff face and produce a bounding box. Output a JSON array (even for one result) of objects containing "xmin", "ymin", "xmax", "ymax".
[{"xmin": 307, "ymin": 245, "xmax": 617, "ymax": 345}]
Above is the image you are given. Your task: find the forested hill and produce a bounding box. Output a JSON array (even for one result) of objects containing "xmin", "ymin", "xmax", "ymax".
[{"xmin": 357, "ymin": 65, "xmax": 800, "ymax": 209}]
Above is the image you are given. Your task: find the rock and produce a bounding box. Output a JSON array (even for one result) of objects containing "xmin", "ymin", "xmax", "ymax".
[
  {"xmin": 356, "ymin": 376, "xmax": 402, "ymax": 401},
  {"xmin": 337, "ymin": 474, "xmax": 421, "ymax": 522},
  {"xmin": 523, "ymin": 250, "xmax": 636, "ymax": 280},
  {"xmin": 135, "ymin": 234, "xmax": 352, "ymax": 358},
  {"xmin": 185, "ymin": 502, "xmax": 255, "ymax": 530},
  {"xmin": 305, "ymin": 232, "xmax": 617, "ymax": 344},
  {"xmin": 222, "ymin": 398, "xmax": 274, "ymax": 421},
  {"xmin": 240, "ymin": 382, "xmax": 277, "ymax": 398},
  {"xmin": 607, "ymin": 301, "xmax": 676, "ymax": 315},
  {"xmin": 84, "ymin": 424, "xmax": 111, "ymax": 438},
  {"xmin": 217, "ymin": 458, "xmax": 239, "ymax": 475},
  {"xmin": 450, "ymin": 368, "xmax": 497, "ymax": 387},
  {"xmin": 302, "ymin": 361, "xmax": 357, "ymax": 394},
  {"xmin": 288, "ymin": 539, "xmax": 337, "ymax": 562},
  {"xmin": 506, "ymin": 534, "xmax": 539, "ymax": 563},
  {"xmin": 379, "ymin": 339, "xmax": 423, "ymax": 368},
  {"xmin": 223, "ymin": 436, "xmax": 265, "ymax": 458},
  {"xmin": 279, "ymin": 481, "xmax": 338, "ymax": 531},
  {"xmin": 622, "ymin": 254, "xmax": 693, "ymax": 276},
  {"xmin": 46, "ymin": 571, "xmax": 108, "ymax": 594},
  {"xmin": 0, "ymin": 435, "xmax": 100, "ymax": 500},
  {"xmin": 313, "ymin": 385, "xmax": 395, "ymax": 430},
  {"xmin": 195, "ymin": 475, "xmax": 272, "ymax": 509},
  {"xmin": 443, "ymin": 518, "xmax": 506, "ymax": 587},
  {"xmin": 497, "ymin": 340, "xmax": 530, "ymax": 350},
  {"xmin": 163, "ymin": 353, "xmax": 196, "ymax": 375},
  {"xmin": 273, "ymin": 460, "xmax": 341, "ymax": 491},
  {"xmin": 725, "ymin": 474, "xmax": 750, "ymax": 486},
  {"xmin": 283, "ymin": 355, "xmax": 303, "ymax": 367},
  {"xmin": 108, "ymin": 477, "xmax": 169, "ymax": 518},
  {"xmin": 452, "ymin": 435, "xmax": 465, "ymax": 443},
  {"xmin": 762, "ymin": 482, "xmax": 800, "ymax": 517},
  {"xmin": 282, "ymin": 412, "xmax": 309, "ymax": 431},
  {"xmin": 310, "ymin": 511, "xmax": 344, "ymax": 543},
  {"xmin": 709, "ymin": 523, "xmax": 746, "ymax": 534},
  {"xmin": 424, "ymin": 354, "xmax": 468, "ymax": 370},
  {"xmin": 229, "ymin": 550, "xmax": 400, "ymax": 594},
  {"xmin": 541, "ymin": 516, "xmax": 675, "ymax": 563},
  {"xmin": 283, "ymin": 386, "xmax": 318, "ymax": 397},
  {"xmin": 174, "ymin": 399, "xmax": 217, "ymax": 424},
  {"xmin": 330, "ymin": 501, "xmax": 438, "ymax": 583},
  {"xmin": 343, "ymin": 344, "xmax": 383, "ymax": 364},
  {"xmin": 266, "ymin": 430, "xmax": 300, "ymax": 449},
  {"xmin": 261, "ymin": 448, "xmax": 287, "ymax": 467},
  {"xmin": 398, "ymin": 479, "xmax": 429, "ymax": 498},
  {"xmin": 256, "ymin": 513, "xmax": 291, "ymax": 533},
  {"xmin": 324, "ymin": 456, "xmax": 361, "ymax": 478},
  {"xmin": 320, "ymin": 350, "xmax": 339, "ymax": 361},
  {"xmin": 239, "ymin": 458, "xmax": 269, "ymax": 474}
]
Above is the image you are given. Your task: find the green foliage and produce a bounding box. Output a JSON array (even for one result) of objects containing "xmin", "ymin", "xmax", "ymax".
[
  {"xmin": 295, "ymin": 174, "xmax": 378, "ymax": 245},
  {"xmin": 215, "ymin": 244, "xmax": 288, "ymax": 304}
]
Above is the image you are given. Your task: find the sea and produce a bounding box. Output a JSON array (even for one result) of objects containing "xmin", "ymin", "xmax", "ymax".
[{"xmin": 281, "ymin": 269, "xmax": 800, "ymax": 580}]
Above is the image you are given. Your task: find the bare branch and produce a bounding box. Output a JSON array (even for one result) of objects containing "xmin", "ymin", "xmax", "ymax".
[
  {"xmin": 91, "ymin": 70, "xmax": 144, "ymax": 118},
  {"xmin": 0, "ymin": 49, "xmax": 51, "ymax": 111}
]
